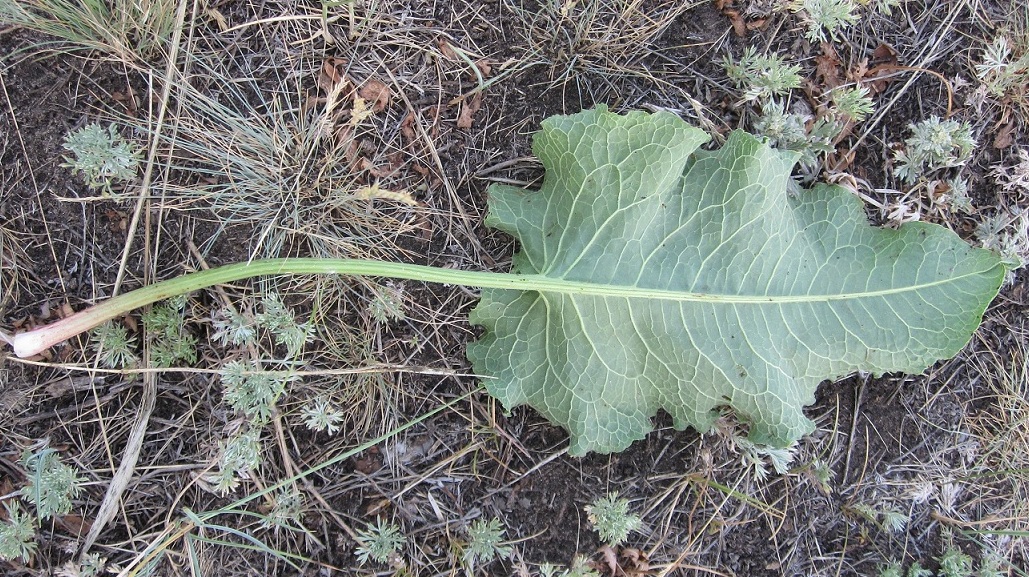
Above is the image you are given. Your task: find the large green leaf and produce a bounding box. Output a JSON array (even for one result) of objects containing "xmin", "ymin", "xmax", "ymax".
[{"xmin": 466, "ymin": 107, "xmax": 1006, "ymax": 456}]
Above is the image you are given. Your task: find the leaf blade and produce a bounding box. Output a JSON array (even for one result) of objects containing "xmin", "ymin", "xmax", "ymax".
[{"xmin": 468, "ymin": 107, "xmax": 1005, "ymax": 455}]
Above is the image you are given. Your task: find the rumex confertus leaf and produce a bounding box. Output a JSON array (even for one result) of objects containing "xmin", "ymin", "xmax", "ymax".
[{"xmin": 466, "ymin": 106, "xmax": 1006, "ymax": 456}]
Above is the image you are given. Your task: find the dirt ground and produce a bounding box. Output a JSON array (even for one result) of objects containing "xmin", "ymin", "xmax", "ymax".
[{"xmin": 1, "ymin": 1, "xmax": 1027, "ymax": 576}]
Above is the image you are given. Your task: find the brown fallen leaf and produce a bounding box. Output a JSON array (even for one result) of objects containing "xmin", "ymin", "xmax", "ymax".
[
  {"xmin": 994, "ymin": 120, "xmax": 1016, "ymax": 149},
  {"xmin": 475, "ymin": 59, "xmax": 493, "ymax": 77},
  {"xmin": 358, "ymin": 78, "xmax": 391, "ymax": 113},
  {"xmin": 317, "ymin": 58, "xmax": 348, "ymax": 93},
  {"xmin": 438, "ymin": 39, "xmax": 459, "ymax": 60},
  {"xmin": 746, "ymin": 17, "xmax": 769, "ymax": 31},
  {"xmin": 55, "ymin": 513, "xmax": 93, "ymax": 537},
  {"xmin": 815, "ymin": 42, "xmax": 843, "ymax": 90},
  {"xmin": 400, "ymin": 112, "xmax": 418, "ymax": 142},
  {"xmin": 723, "ymin": 8, "xmax": 747, "ymax": 37},
  {"xmin": 456, "ymin": 92, "xmax": 483, "ymax": 129},
  {"xmin": 598, "ymin": 544, "xmax": 621, "ymax": 576},
  {"xmin": 620, "ymin": 547, "xmax": 651, "ymax": 575}
]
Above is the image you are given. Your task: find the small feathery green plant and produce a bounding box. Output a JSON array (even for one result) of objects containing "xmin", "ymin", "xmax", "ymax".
[
  {"xmin": 461, "ymin": 517, "xmax": 512, "ymax": 570},
  {"xmin": 300, "ymin": 396, "xmax": 346, "ymax": 435},
  {"xmin": 728, "ymin": 51, "xmax": 875, "ymax": 177},
  {"xmin": 753, "ymin": 100, "xmax": 842, "ymax": 173},
  {"xmin": 260, "ymin": 487, "xmax": 305, "ymax": 532},
  {"xmin": 219, "ymin": 360, "xmax": 297, "ymax": 423},
  {"xmin": 893, "ymin": 117, "xmax": 976, "ymax": 183},
  {"xmin": 89, "ymin": 320, "xmax": 138, "ymax": 368},
  {"xmin": 724, "ymin": 47, "xmax": 802, "ymax": 104},
  {"xmin": 584, "ymin": 492, "xmax": 642, "ymax": 546},
  {"xmin": 0, "ymin": 501, "xmax": 36, "ymax": 563},
  {"xmin": 975, "ymin": 35, "xmax": 1029, "ymax": 104},
  {"xmin": 354, "ymin": 518, "xmax": 406, "ymax": 565},
  {"xmin": 539, "ymin": 558, "xmax": 601, "ymax": 577},
  {"xmin": 21, "ymin": 443, "xmax": 84, "ymax": 520},
  {"xmin": 255, "ymin": 293, "xmax": 315, "ymax": 359},
  {"xmin": 976, "ymin": 210, "xmax": 1029, "ymax": 273},
  {"xmin": 61, "ymin": 123, "xmax": 141, "ymax": 195},
  {"xmin": 937, "ymin": 546, "xmax": 974, "ymax": 577},
  {"xmin": 788, "ymin": 0, "xmax": 859, "ymax": 43},
  {"xmin": 367, "ymin": 282, "xmax": 406, "ymax": 325},
  {"xmin": 203, "ymin": 428, "xmax": 263, "ymax": 495},
  {"xmin": 141, "ymin": 296, "xmax": 197, "ymax": 368},
  {"xmin": 829, "ymin": 85, "xmax": 875, "ymax": 122},
  {"xmin": 731, "ymin": 435, "xmax": 796, "ymax": 480},
  {"xmin": 848, "ymin": 502, "xmax": 909, "ymax": 534}
]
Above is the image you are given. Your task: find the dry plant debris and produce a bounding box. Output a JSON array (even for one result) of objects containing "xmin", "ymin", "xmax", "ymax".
[{"xmin": 0, "ymin": 0, "xmax": 1027, "ymax": 575}]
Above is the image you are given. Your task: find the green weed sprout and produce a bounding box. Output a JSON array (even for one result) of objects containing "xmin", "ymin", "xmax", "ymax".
[
  {"xmin": 204, "ymin": 429, "xmax": 263, "ymax": 495},
  {"xmin": 220, "ymin": 360, "xmax": 295, "ymax": 423},
  {"xmin": 976, "ymin": 36, "xmax": 1029, "ymax": 100},
  {"xmin": 300, "ymin": 397, "xmax": 346, "ymax": 435},
  {"xmin": 540, "ymin": 558, "xmax": 601, "ymax": 577},
  {"xmin": 354, "ymin": 518, "xmax": 406, "ymax": 565},
  {"xmin": 462, "ymin": 517, "xmax": 512, "ymax": 569},
  {"xmin": 878, "ymin": 562, "xmax": 903, "ymax": 577},
  {"xmin": 732, "ymin": 435, "xmax": 796, "ymax": 480},
  {"xmin": 0, "ymin": 501, "xmax": 36, "ymax": 563},
  {"xmin": 585, "ymin": 492, "xmax": 642, "ymax": 545},
  {"xmin": 141, "ymin": 297, "xmax": 197, "ymax": 368},
  {"xmin": 21, "ymin": 445, "xmax": 84, "ymax": 520},
  {"xmin": 906, "ymin": 562, "xmax": 932, "ymax": 577},
  {"xmin": 89, "ymin": 321, "xmax": 138, "ymax": 368},
  {"xmin": 893, "ymin": 117, "xmax": 976, "ymax": 183},
  {"xmin": 62, "ymin": 123, "xmax": 141, "ymax": 195},
  {"xmin": 789, "ymin": 0, "xmax": 859, "ymax": 43},
  {"xmin": 368, "ymin": 282, "xmax": 406, "ymax": 324},
  {"xmin": 829, "ymin": 86, "xmax": 875, "ymax": 122},
  {"xmin": 211, "ymin": 307, "xmax": 258, "ymax": 347},
  {"xmin": 753, "ymin": 100, "xmax": 841, "ymax": 172},
  {"xmin": 977, "ymin": 209, "xmax": 1029, "ymax": 273},
  {"xmin": 256, "ymin": 293, "xmax": 314, "ymax": 358},
  {"xmin": 724, "ymin": 47, "xmax": 802, "ymax": 103},
  {"xmin": 937, "ymin": 546, "xmax": 973, "ymax": 577},
  {"xmin": 261, "ymin": 488, "xmax": 305, "ymax": 531}
]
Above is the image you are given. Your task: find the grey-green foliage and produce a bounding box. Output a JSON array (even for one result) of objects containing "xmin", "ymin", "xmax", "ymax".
[
  {"xmin": 462, "ymin": 517, "xmax": 512, "ymax": 569},
  {"xmin": 300, "ymin": 397, "xmax": 346, "ymax": 435},
  {"xmin": 256, "ymin": 293, "xmax": 314, "ymax": 358},
  {"xmin": 204, "ymin": 429, "xmax": 262, "ymax": 495},
  {"xmin": 724, "ymin": 47, "xmax": 802, "ymax": 103},
  {"xmin": 976, "ymin": 210, "xmax": 1029, "ymax": 271},
  {"xmin": 260, "ymin": 488, "xmax": 304, "ymax": 531},
  {"xmin": 141, "ymin": 297, "xmax": 197, "ymax": 367},
  {"xmin": 62, "ymin": 123, "xmax": 140, "ymax": 193},
  {"xmin": 938, "ymin": 547, "xmax": 974, "ymax": 577},
  {"xmin": 539, "ymin": 558, "xmax": 601, "ymax": 577},
  {"xmin": 789, "ymin": 0, "xmax": 859, "ymax": 43},
  {"xmin": 829, "ymin": 86, "xmax": 875, "ymax": 122},
  {"xmin": 211, "ymin": 308, "xmax": 257, "ymax": 346},
  {"xmin": 368, "ymin": 282, "xmax": 406, "ymax": 324},
  {"xmin": 354, "ymin": 518, "xmax": 406, "ymax": 565},
  {"xmin": 21, "ymin": 445, "xmax": 84, "ymax": 520},
  {"xmin": 906, "ymin": 562, "xmax": 933, "ymax": 577},
  {"xmin": 732, "ymin": 435, "xmax": 796, "ymax": 480},
  {"xmin": 753, "ymin": 99, "xmax": 841, "ymax": 172},
  {"xmin": 90, "ymin": 321, "xmax": 138, "ymax": 368},
  {"xmin": 220, "ymin": 359, "xmax": 295, "ymax": 422},
  {"xmin": 976, "ymin": 36, "xmax": 1029, "ymax": 99},
  {"xmin": 0, "ymin": 501, "xmax": 36, "ymax": 562},
  {"xmin": 893, "ymin": 117, "xmax": 976, "ymax": 183},
  {"xmin": 584, "ymin": 493, "xmax": 642, "ymax": 545}
]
